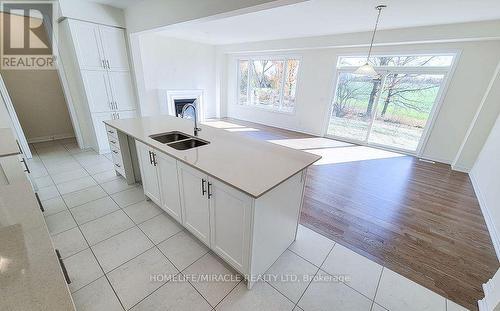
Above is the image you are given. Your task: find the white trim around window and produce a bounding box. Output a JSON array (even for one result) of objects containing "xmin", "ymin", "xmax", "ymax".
[{"xmin": 235, "ymin": 55, "xmax": 302, "ymax": 114}]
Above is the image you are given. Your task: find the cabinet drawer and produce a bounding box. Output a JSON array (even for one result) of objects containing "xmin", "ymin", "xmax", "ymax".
[
  {"xmin": 110, "ymin": 145, "xmax": 121, "ymax": 158},
  {"xmin": 107, "ymin": 134, "xmax": 119, "ymax": 150},
  {"xmin": 105, "ymin": 125, "xmax": 118, "ymax": 139},
  {"xmin": 111, "ymin": 146, "xmax": 124, "ymax": 175},
  {"xmin": 111, "ymin": 148, "xmax": 123, "ymax": 167},
  {"xmin": 114, "ymin": 161, "xmax": 125, "ymax": 176}
]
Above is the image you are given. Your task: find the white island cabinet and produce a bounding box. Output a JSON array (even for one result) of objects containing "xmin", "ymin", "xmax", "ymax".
[
  {"xmin": 208, "ymin": 176, "xmax": 253, "ymax": 273},
  {"xmin": 157, "ymin": 151, "xmax": 183, "ymax": 223},
  {"xmin": 136, "ymin": 141, "xmax": 182, "ymax": 223},
  {"xmin": 177, "ymin": 161, "xmax": 253, "ymax": 273},
  {"xmin": 177, "ymin": 162, "xmax": 211, "ymax": 245},
  {"xmin": 104, "ymin": 115, "xmax": 320, "ymax": 288},
  {"xmin": 136, "ymin": 141, "xmax": 161, "ymax": 204}
]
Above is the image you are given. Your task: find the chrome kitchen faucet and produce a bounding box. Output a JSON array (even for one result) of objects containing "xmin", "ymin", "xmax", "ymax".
[{"xmin": 181, "ymin": 100, "xmax": 201, "ymax": 136}]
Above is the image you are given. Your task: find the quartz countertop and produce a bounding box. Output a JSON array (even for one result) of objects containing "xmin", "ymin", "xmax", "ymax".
[
  {"xmin": 105, "ymin": 115, "xmax": 321, "ymax": 198},
  {"xmin": 0, "ymin": 128, "xmax": 21, "ymax": 158},
  {"xmin": 0, "ymin": 166, "xmax": 75, "ymax": 310}
]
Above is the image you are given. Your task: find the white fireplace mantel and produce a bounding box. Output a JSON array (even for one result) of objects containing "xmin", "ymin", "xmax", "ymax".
[{"xmin": 160, "ymin": 89, "xmax": 204, "ymax": 120}]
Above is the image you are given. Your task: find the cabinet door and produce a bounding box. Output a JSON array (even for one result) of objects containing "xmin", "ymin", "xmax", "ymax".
[
  {"xmin": 136, "ymin": 142, "xmax": 161, "ymax": 205},
  {"xmin": 99, "ymin": 25, "xmax": 129, "ymax": 71},
  {"xmin": 109, "ymin": 71, "xmax": 136, "ymax": 111},
  {"xmin": 82, "ymin": 71, "xmax": 112, "ymax": 112},
  {"xmin": 69, "ymin": 20, "xmax": 105, "ymax": 70},
  {"xmin": 157, "ymin": 153, "xmax": 182, "ymax": 223},
  {"xmin": 91, "ymin": 112, "xmax": 113, "ymax": 153},
  {"xmin": 209, "ymin": 178, "xmax": 252, "ymax": 273},
  {"xmin": 178, "ymin": 163, "xmax": 210, "ymax": 245}
]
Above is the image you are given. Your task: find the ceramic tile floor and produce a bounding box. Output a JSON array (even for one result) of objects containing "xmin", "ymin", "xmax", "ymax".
[{"xmin": 29, "ymin": 138, "xmax": 471, "ymax": 311}]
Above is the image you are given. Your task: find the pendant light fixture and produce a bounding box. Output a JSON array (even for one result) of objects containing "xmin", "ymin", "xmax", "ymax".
[{"xmin": 355, "ymin": 5, "xmax": 387, "ymax": 77}]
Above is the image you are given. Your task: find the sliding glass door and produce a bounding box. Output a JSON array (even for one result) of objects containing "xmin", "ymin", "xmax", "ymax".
[
  {"xmin": 327, "ymin": 55, "xmax": 453, "ymax": 154},
  {"xmin": 328, "ymin": 73, "xmax": 382, "ymax": 142}
]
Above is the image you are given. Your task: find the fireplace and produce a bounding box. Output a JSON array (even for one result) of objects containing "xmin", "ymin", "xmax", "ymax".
[
  {"xmin": 164, "ymin": 90, "xmax": 204, "ymax": 121},
  {"xmin": 174, "ymin": 98, "xmax": 197, "ymax": 118}
]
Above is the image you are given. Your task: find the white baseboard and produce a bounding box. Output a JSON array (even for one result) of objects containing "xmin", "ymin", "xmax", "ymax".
[
  {"xmin": 451, "ymin": 164, "xmax": 471, "ymax": 173},
  {"xmin": 419, "ymin": 154, "xmax": 452, "ymax": 165},
  {"xmin": 470, "ymin": 171, "xmax": 500, "ymax": 261},
  {"xmin": 27, "ymin": 133, "xmax": 75, "ymax": 143},
  {"xmin": 419, "ymin": 154, "xmax": 473, "ymax": 172}
]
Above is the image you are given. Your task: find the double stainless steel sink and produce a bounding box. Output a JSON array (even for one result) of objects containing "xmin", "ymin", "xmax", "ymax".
[{"xmin": 149, "ymin": 131, "xmax": 209, "ymax": 150}]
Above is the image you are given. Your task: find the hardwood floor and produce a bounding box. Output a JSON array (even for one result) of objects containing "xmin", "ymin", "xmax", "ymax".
[{"xmin": 205, "ymin": 118, "xmax": 499, "ymax": 310}]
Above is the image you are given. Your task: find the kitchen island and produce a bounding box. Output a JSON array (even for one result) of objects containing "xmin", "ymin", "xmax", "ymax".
[{"xmin": 104, "ymin": 115, "xmax": 321, "ymax": 287}]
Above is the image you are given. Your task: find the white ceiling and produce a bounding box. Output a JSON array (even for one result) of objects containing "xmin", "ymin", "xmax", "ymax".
[
  {"xmin": 87, "ymin": 0, "xmax": 141, "ymax": 9},
  {"xmin": 158, "ymin": 0, "xmax": 500, "ymax": 45}
]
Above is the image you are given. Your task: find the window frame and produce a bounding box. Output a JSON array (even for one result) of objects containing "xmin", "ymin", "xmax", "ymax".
[
  {"xmin": 324, "ymin": 51, "xmax": 460, "ymax": 156},
  {"xmin": 336, "ymin": 53, "xmax": 456, "ymax": 69},
  {"xmin": 236, "ymin": 55, "xmax": 302, "ymax": 114}
]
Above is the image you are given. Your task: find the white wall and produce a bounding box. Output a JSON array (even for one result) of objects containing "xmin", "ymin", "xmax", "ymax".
[
  {"xmin": 471, "ymin": 115, "xmax": 500, "ymax": 258},
  {"xmin": 0, "ymin": 12, "xmax": 74, "ymax": 143},
  {"xmin": 218, "ymin": 23, "xmax": 500, "ymax": 166},
  {"xmin": 58, "ymin": 0, "xmax": 125, "ymax": 27},
  {"xmin": 0, "ymin": 69, "xmax": 75, "ymax": 142},
  {"xmin": 453, "ymin": 62, "xmax": 500, "ymax": 171},
  {"xmin": 134, "ymin": 34, "xmax": 216, "ymax": 118},
  {"xmin": 225, "ymin": 49, "xmax": 335, "ymax": 135}
]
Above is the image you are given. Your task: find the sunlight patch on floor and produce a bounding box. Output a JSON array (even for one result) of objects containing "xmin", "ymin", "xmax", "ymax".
[
  {"xmin": 225, "ymin": 127, "xmax": 260, "ymax": 132},
  {"xmin": 202, "ymin": 120, "xmax": 245, "ymax": 129},
  {"xmin": 268, "ymin": 137, "xmax": 353, "ymax": 150},
  {"xmin": 306, "ymin": 145, "xmax": 406, "ymax": 165}
]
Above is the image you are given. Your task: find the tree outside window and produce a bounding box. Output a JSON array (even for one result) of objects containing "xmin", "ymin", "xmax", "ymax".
[
  {"xmin": 238, "ymin": 58, "xmax": 300, "ymax": 113},
  {"xmin": 329, "ymin": 54, "xmax": 452, "ymax": 151}
]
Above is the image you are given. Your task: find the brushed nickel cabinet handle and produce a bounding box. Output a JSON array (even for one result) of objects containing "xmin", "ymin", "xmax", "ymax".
[
  {"xmin": 201, "ymin": 179, "xmax": 206, "ymax": 196},
  {"xmin": 207, "ymin": 182, "xmax": 213, "ymax": 199},
  {"xmin": 153, "ymin": 153, "xmax": 157, "ymax": 166},
  {"xmin": 35, "ymin": 192, "xmax": 44, "ymax": 212},
  {"xmin": 21, "ymin": 158, "xmax": 30, "ymax": 173}
]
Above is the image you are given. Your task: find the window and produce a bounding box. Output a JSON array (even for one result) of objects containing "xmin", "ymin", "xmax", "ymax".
[
  {"xmin": 238, "ymin": 58, "xmax": 300, "ymax": 113},
  {"xmin": 327, "ymin": 54, "xmax": 454, "ymax": 153}
]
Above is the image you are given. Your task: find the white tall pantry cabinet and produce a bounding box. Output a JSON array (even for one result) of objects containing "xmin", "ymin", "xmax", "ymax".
[{"xmin": 63, "ymin": 19, "xmax": 137, "ymax": 153}]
